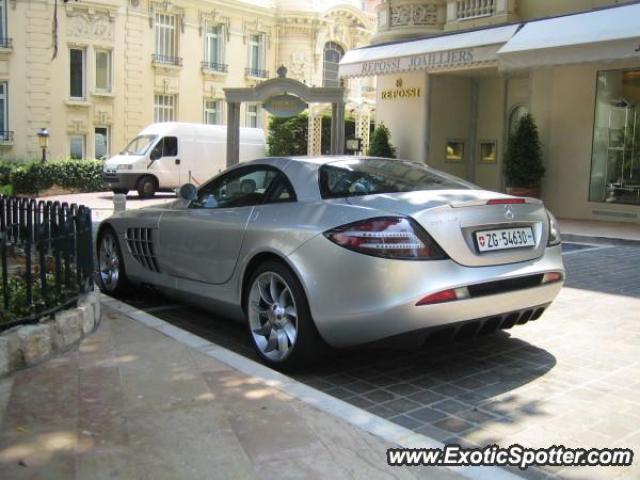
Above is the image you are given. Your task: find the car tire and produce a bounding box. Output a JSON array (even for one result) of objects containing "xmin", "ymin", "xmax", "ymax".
[
  {"xmin": 96, "ymin": 228, "xmax": 130, "ymax": 296},
  {"xmin": 137, "ymin": 176, "xmax": 157, "ymax": 198},
  {"xmin": 246, "ymin": 260, "xmax": 324, "ymax": 371},
  {"xmin": 112, "ymin": 189, "xmax": 129, "ymax": 195}
]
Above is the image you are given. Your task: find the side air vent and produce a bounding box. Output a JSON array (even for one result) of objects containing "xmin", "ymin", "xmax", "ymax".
[{"xmin": 125, "ymin": 228, "xmax": 160, "ymax": 273}]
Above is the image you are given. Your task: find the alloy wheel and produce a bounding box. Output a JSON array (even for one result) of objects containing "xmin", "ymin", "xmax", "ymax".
[
  {"xmin": 248, "ymin": 272, "xmax": 298, "ymax": 362},
  {"xmin": 98, "ymin": 233, "xmax": 120, "ymax": 292}
]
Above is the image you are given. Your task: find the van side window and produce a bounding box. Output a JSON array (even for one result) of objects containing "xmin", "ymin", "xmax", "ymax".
[{"xmin": 163, "ymin": 136, "xmax": 178, "ymax": 156}]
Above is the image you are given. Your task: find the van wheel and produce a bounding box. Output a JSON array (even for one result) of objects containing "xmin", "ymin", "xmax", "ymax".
[{"xmin": 137, "ymin": 176, "xmax": 156, "ymax": 198}]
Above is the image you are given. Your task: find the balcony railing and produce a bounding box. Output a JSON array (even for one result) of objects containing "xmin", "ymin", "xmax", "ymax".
[
  {"xmin": 152, "ymin": 54, "xmax": 183, "ymax": 67},
  {"xmin": 245, "ymin": 67, "xmax": 269, "ymax": 78},
  {"xmin": 201, "ymin": 62, "xmax": 228, "ymax": 73},
  {"xmin": 0, "ymin": 37, "xmax": 12, "ymax": 49},
  {"xmin": 0, "ymin": 131, "xmax": 14, "ymax": 144},
  {"xmin": 456, "ymin": 0, "xmax": 496, "ymax": 19}
]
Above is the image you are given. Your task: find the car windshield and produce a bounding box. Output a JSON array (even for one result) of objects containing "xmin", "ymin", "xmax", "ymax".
[
  {"xmin": 319, "ymin": 158, "xmax": 473, "ymax": 199},
  {"xmin": 122, "ymin": 135, "xmax": 157, "ymax": 156}
]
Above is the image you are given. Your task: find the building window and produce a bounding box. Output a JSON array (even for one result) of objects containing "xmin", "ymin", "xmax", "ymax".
[
  {"xmin": 95, "ymin": 127, "xmax": 109, "ymax": 159},
  {"xmin": 246, "ymin": 104, "xmax": 260, "ymax": 128},
  {"xmin": 0, "ymin": 82, "xmax": 7, "ymax": 134},
  {"xmin": 246, "ymin": 34, "xmax": 267, "ymax": 77},
  {"xmin": 204, "ymin": 23, "xmax": 225, "ymax": 69},
  {"xmin": 69, "ymin": 134, "xmax": 85, "ymax": 160},
  {"xmin": 323, "ymin": 42, "xmax": 344, "ymax": 87},
  {"xmin": 204, "ymin": 99, "xmax": 221, "ymax": 125},
  {"xmin": 589, "ymin": 68, "xmax": 640, "ymax": 206},
  {"xmin": 154, "ymin": 94, "xmax": 176, "ymax": 123},
  {"xmin": 95, "ymin": 49, "xmax": 111, "ymax": 92},
  {"xmin": 154, "ymin": 13, "xmax": 179, "ymax": 64},
  {"xmin": 0, "ymin": 0, "xmax": 6, "ymax": 43},
  {"xmin": 446, "ymin": 140, "xmax": 464, "ymax": 162},
  {"xmin": 69, "ymin": 48, "xmax": 86, "ymax": 99}
]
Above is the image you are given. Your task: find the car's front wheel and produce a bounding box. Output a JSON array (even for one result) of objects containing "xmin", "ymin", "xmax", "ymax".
[
  {"xmin": 246, "ymin": 261, "xmax": 322, "ymax": 371},
  {"xmin": 97, "ymin": 228, "xmax": 129, "ymax": 295}
]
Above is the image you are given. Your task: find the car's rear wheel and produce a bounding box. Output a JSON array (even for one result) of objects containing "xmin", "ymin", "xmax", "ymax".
[
  {"xmin": 246, "ymin": 261, "xmax": 322, "ymax": 371},
  {"xmin": 97, "ymin": 229, "xmax": 129, "ymax": 295},
  {"xmin": 137, "ymin": 176, "xmax": 156, "ymax": 198}
]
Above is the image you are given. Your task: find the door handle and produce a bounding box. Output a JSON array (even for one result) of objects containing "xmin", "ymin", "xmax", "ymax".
[{"xmin": 175, "ymin": 158, "xmax": 181, "ymax": 165}]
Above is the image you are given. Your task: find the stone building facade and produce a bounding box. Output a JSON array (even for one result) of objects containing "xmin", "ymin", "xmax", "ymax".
[
  {"xmin": 341, "ymin": 0, "xmax": 640, "ymax": 223},
  {"xmin": 0, "ymin": 0, "xmax": 374, "ymax": 161}
]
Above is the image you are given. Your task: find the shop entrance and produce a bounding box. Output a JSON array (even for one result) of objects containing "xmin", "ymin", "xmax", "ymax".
[{"xmin": 427, "ymin": 68, "xmax": 506, "ymax": 192}]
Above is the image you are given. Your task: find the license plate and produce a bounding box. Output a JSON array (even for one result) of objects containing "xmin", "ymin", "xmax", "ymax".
[{"xmin": 475, "ymin": 227, "xmax": 535, "ymax": 252}]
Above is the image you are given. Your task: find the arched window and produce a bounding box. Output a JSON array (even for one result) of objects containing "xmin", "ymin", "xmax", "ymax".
[
  {"xmin": 323, "ymin": 42, "xmax": 345, "ymax": 87},
  {"xmin": 508, "ymin": 105, "xmax": 529, "ymax": 137}
]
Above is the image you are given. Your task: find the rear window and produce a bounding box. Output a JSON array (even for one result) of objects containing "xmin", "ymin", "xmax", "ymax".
[{"xmin": 319, "ymin": 158, "xmax": 472, "ymax": 199}]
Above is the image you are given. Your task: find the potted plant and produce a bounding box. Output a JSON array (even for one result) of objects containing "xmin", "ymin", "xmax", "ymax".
[
  {"xmin": 504, "ymin": 113, "xmax": 545, "ymax": 197},
  {"xmin": 367, "ymin": 123, "xmax": 396, "ymax": 158}
]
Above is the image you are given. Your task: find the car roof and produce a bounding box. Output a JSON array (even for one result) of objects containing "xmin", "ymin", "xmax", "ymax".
[{"xmin": 249, "ymin": 155, "xmax": 397, "ymax": 166}]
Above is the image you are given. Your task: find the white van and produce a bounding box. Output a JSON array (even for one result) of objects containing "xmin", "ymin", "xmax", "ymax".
[{"xmin": 102, "ymin": 122, "xmax": 266, "ymax": 197}]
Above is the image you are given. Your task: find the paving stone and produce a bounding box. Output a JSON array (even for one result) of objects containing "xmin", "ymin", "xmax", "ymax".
[
  {"xmin": 432, "ymin": 417, "xmax": 475, "ymax": 435},
  {"xmin": 431, "ymin": 399, "xmax": 470, "ymax": 415},
  {"xmin": 408, "ymin": 406, "xmax": 447, "ymax": 423},
  {"xmin": 381, "ymin": 397, "xmax": 421, "ymax": 415},
  {"xmin": 363, "ymin": 388, "xmax": 397, "ymax": 403}
]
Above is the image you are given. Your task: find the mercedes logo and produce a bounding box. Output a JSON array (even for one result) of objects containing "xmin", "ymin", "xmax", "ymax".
[{"xmin": 504, "ymin": 205, "xmax": 515, "ymax": 220}]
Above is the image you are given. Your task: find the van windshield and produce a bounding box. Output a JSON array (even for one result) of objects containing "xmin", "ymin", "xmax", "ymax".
[{"xmin": 122, "ymin": 135, "xmax": 157, "ymax": 156}]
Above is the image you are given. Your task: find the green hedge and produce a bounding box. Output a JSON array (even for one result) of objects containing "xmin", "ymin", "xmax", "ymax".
[{"xmin": 0, "ymin": 159, "xmax": 105, "ymax": 195}]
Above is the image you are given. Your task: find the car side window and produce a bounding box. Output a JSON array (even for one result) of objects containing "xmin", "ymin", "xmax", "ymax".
[
  {"xmin": 264, "ymin": 174, "xmax": 297, "ymax": 204},
  {"xmin": 193, "ymin": 166, "xmax": 280, "ymax": 209}
]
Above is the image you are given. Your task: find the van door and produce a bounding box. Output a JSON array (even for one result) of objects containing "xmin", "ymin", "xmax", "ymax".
[{"xmin": 148, "ymin": 136, "xmax": 180, "ymax": 188}]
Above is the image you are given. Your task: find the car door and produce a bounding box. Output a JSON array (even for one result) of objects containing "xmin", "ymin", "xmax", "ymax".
[
  {"xmin": 157, "ymin": 165, "xmax": 280, "ymax": 284},
  {"xmin": 148, "ymin": 136, "xmax": 180, "ymax": 187}
]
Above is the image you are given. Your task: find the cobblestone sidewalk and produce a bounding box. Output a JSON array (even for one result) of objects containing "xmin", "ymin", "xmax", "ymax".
[{"xmin": 0, "ymin": 308, "xmax": 464, "ymax": 480}]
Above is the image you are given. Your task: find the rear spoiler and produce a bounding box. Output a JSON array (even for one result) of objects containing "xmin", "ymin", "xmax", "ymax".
[{"xmin": 450, "ymin": 197, "xmax": 543, "ymax": 208}]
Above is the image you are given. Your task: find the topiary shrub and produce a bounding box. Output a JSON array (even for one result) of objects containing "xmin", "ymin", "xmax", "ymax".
[
  {"xmin": 504, "ymin": 113, "xmax": 545, "ymax": 189},
  {"xmin": 367, "ymin": 123, "xmax": 396, "ymax": 158}
]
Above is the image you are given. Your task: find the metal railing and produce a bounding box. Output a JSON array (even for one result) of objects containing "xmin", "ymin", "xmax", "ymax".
[
  {"xmin": 152, "ymin": 53, "xmax": 183, "ymax": 66},
  {"xmin": 456, "ymin": 0, "xmax": 496, "ymax": 19},
  {"xmin": 201, "ymin": 61, "xmax": 228, "ymax": 73},
  {"xmin": 245, "ymin": 67, "xmax": 269, "ymax": 78},
  {"xmin": 0, "ymin": 196, "xmax": 94, "ymax": 332},
  {"xmin": 0, "ymin": 131, "xmax": 13, "ymax": 143},
  {"xmin": 0, "ymin": 37, "xmax": 12, "ymax": 49}
]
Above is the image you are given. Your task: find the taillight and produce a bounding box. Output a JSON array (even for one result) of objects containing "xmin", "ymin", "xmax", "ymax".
[
  {"xmin": 323, "ymin": 217, "xmax": 448, "ymax": 260},
  {"xmin": 546, "ymin": 210, "xmax": 561, "ymax": 246},
  {"xmin": 416, "ymin": 287, "xmax": 470, "ymax": 306},
  {"xmin": 542, "ymin": 271, "xmax": 563, "ymax": 284}
]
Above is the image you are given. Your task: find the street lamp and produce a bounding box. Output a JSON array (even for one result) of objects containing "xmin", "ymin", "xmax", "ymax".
[{"xmin": 37, "ymin": 128, "xmax": 49, "ymax": 163}]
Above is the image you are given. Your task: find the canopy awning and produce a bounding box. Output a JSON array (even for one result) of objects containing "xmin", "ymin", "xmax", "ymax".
[
  {"xmin": 339, "ymin": 24, "xmax": 520, "ymax": 79},
  {"xmin": 498, "ymin": 3, "xmax": 640, "ymax": 70}
]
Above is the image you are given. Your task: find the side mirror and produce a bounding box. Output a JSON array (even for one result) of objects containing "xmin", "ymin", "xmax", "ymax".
[
  {"xmin": 150, "ymin": 149, "xmax": 161, "ymax": 161},
  {"xmin": 178, "ymin": 183, "xmax": 198, "ymax": 202}
]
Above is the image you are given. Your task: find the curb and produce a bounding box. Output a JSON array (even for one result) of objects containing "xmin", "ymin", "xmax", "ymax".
[
  {"xmin": 0, "ymin": 291, "xmax": 102, "ymax": 377},
  {"xmin": 562, "ymin": 233, "xmax": 640, "ymax": 247},
  {"xmin": 101, "ymin": 293, "xmax": 524, "ymax": 480}
]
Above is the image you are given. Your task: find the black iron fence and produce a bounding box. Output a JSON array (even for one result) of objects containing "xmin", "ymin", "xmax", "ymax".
[{"xmin": 0, "ymin": 196, "xmax": 94, "ymax": 332}]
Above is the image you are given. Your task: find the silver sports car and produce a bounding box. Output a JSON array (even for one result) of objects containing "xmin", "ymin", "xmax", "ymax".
[{"xmin": 97, "ymin": 156, "xmax": 564, "ymax": 369}]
